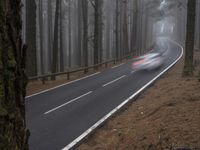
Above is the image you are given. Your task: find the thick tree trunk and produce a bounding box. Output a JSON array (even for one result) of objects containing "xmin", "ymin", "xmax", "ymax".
[
  {"xmin": 26, "ymin": 0, "xmax": 37, "ymax": 77},
  {"xmin": 0, "ymin": 0, "xmax": 29, "ymax": 149},
  {"xmin": 183, "ymin": 0, "xmax": 196, "ymax": 76}
]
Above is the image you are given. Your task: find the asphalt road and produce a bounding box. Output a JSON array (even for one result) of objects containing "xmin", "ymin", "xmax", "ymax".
[{"xmin": 26, "ymin": 40, "xmax": 183, "ymax": 150}]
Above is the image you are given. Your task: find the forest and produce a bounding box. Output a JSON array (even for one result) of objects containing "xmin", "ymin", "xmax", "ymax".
[{"xmin": 24, "ymin": 0, "xmax": 175, "ymax": 77}]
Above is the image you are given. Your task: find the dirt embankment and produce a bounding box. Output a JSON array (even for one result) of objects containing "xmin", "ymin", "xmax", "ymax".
[{"xmin": 78, "ymin": 56, "xmax": 200, "ymax": 149}]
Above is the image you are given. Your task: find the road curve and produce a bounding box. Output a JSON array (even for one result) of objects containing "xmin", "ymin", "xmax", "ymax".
[{"xmin": 26, "ymin": 39, "xmax": 183, "ymax": 150}]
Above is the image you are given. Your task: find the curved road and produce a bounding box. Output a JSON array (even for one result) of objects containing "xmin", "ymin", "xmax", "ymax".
[{"xmin": 26, "ymin": 39, "xmax": 183, "ymax": 150}]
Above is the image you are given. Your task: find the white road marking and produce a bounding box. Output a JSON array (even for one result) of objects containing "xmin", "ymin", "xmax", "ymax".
[
  {"xmin": 111, "ymin": 63, "xmax": 124, "ymax": 69},
  {"xmin": 26, "ymin": 72, "xmax": 100, "ymax": 99},
  {"xmin": 62, "ymin": 40, "xmax": 184, "ymax": 150},
  {"xmin": 44, "ymin": 91, "xmax": 93, "ymax": 115},
  {"xmin": 102, "ymin": 75, "xmax": 126, "ymax": 87}
]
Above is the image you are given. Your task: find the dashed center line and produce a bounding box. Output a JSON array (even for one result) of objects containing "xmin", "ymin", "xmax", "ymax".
[
  {"xmin": 102, "ymin": 75, "xmax": 126, "ymax": 87},
  {"xmin": 111, "ymin": 63, "xmax": 124, "ymax": 69},
  {"xmin": 26, "ymin": 72, "xmax": 100, "ymax": 99},
  {"xmin": 44, "ymin": 91, "xmax": 93, "ymax": 115}
]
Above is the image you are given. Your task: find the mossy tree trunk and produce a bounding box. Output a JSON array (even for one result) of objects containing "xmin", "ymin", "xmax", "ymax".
[
  {"xmin": 0, "ymin": 0, "xmax": 29, "ymax": 149},
  {"xmin": 183, "ymin": 0, "xmax": 196, "ymax": 76}
]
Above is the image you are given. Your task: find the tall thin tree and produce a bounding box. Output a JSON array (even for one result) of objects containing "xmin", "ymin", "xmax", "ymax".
[
  {"xmin": 68, "ymin": 0, "xmax": 72, "ymax": 68},
  {"xmin": 77, "ymin": 0, "xmax": 83, "ymax": 67},
  {"xmin": 183, "ymin": 0, "xmax": 196, "ymax": 76},
  {"xmin": 82, "ymin": 0, "xmax": 89, "ymax": 68},
  {"xmin": 115, "ymin": 0, "xmax": 120, "ymax": 61},
  {"xmin": 52, "ymin": 0, "xmax": 60, "ymax": 79},
  {"xmin": 39, "ymin": 0, "xmax": 44, "ymax": 75},
  {"xmin": 94, "ymin": 0, "xmax": 103, "ymax": 65},
  {"xmin": 60, "ymin": 0, "xmax": 64, "ymax": 72},
  {"xmin": 48, "ymin": 0, "xmax": 53, "ymax": 72}
]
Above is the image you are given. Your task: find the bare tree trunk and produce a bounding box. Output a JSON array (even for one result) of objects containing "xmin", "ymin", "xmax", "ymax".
[
  {"xmin": 77, "ymin": 0, "xmax": 83, "ymax": 67},
  {"xmin": 39, "ymin": 0, "xmax": 44, "ymax": 75},
  {"xmin": 130, "ymin": 0, "xmax": 138, "ymax": 54},
  {"xmin": 121, "ymin": 0, "xmax": 129, "ymax": 56},
  {"xmin": 183, "ymin": 0, "xmax": 196, "ymax": 76},
  {"xmin": 60, "ymin": 0, "xmax": 64, "ymax": 72},
  {"xmin": 48, "ymin": 0, "xmax": 53, "ymax": 72},
  {"xmin": 105, "ymin": 5, "xmax": 111, "ymax": 60},
  {"xmin": 0, "ymin": 0, "xmax": 29, "ymax": 149},
  {"xmin": 115, "ymin": 0, "xmax": 120, "ymax": 61},
  {"xmin": 52, "ymin": 0, "xmax": 60, "ymax": 79},
  {"xmin": 26, "ymin": 0, "xmax": 37, "ymax": 77},
  {"xmin": 94, "ymin": 0, "xmax": 103, "ymax": 65},
  {"xmin": 68, "ymin": 0, "xmax": 72, "ymax": 68},
  {"xmin": 82, "ymin": 0, "xmax": 88, "ymax": 68}
]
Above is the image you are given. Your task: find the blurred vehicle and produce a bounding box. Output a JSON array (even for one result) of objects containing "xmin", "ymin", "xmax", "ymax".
[{"xmin": 132, "ymin": 53, "xmax": 164, "ymax": 71}]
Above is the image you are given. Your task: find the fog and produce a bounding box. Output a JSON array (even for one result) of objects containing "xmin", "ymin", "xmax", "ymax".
[{"xmin": 23, "ymin": 0, "xmax": 197, "ymax": 77}]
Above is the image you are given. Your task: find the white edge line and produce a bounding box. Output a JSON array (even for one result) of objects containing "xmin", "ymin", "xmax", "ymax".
[
  {"xmin": 62, "ymin": 41, "xmax": 183, "ymax": 150},
  {"xmin": 44, "ymin": 91, "xmax": 93, "ymax": 115},
  {"xmin": 111, "ymin": 63, "xmax": 125, "ymax": 69},
  {"xmin": 26, "ymin": 72, "xmax": 100, "ymax": 99},
  {"xmin": 102, "ymin": 75, "xmax": 126, "ymax": 87}
]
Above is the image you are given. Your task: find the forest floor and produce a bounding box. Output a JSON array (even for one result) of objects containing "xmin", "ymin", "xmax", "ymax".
[{"xmin": 77, "ymin": 52, "xmax": 200, "ymax": 150}]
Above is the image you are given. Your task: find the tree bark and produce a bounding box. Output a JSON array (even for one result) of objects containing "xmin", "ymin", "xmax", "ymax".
[{"xmin": 0, "ymin": 0, "xmax": 29, "ymax": 149}]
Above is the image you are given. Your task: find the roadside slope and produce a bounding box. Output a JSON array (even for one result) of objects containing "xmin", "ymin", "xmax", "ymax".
[{"xmin": 78, "ymin": 56, "xmax": 200, "ymax": 149}]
